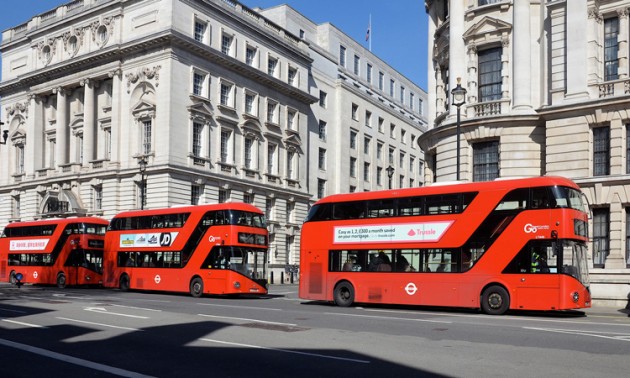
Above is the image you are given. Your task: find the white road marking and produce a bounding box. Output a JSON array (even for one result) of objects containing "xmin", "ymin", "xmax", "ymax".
[
  {"xmin": 196, "ymin": 303, "xmax": 281, "ymax": 311},
  {"xmin": 200, "ymin": 338, "xmax": 371, "ymax": 364},
  {"xmin": 0, "ymin": 338, "xmax": 155, "ymax": 377},
  {"xmin": 1, "ymin": 319, "xmax": 47, "ymax": 328},
  {"xmin": 56, "ymin": 317, "xmax": 142, "ymax": 331},
  {"xmin": 325, "ymin": 312, "xmax": 452, "ymax": 324},
  {"xmin": 198, "ymin": 313, "xmax": 297, "ymax": 326},
  {"xmin": 110, "ymin": 304, "xmax": 162, "ymax": 312},
  {"xmin": 84, "ymin": 307, "xmax": 149, "ymax": 319},
  {"xmin": 524, "ymin": 326, "xmax": 630, "ymax": 342}
]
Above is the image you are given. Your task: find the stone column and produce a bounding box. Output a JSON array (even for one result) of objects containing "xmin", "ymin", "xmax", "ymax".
[
  {"xmin": 53, "ymin": 87, "xmax": 68, "ymax": 166},
  {"xmin": 512, "ymin": 0, "xmax": 532, "ymax": 110},
  {"xmin": 618, "ymin": 9, "xmax": 629, "ymax": 79},
  {"xmin": 448, "ymin": 0, "xmax": 466, "ymax": 117},
  {"xmin": 566, "ymin": 0, "xmax": 589, "ymax": 98},
  {"xmin": 26, "ymin": 95, "xmax": 44, "ymax": 178},
  {"xmin": 108, "ymin": 68, "xmax": 122, "ymax": 163},
  {"xmin": 81, "ymin": 78, "xmax": 96, "ymax": 166},
  {"xmin": 587, "ymin": 7, "xmax": 603, "ymax": 83},
  {"xmin": 466, "ymin": 43, "xmax": 478, "ymax": 104}
]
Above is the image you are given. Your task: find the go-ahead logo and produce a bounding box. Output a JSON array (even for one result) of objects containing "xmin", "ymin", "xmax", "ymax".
[{"xmin": 524, "ymin": 223, "xmax": 550, "ymax": 233}]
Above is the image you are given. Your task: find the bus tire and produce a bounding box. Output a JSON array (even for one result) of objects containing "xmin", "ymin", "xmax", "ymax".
[
  {"xmin": 119, "ymin": 274, "xmax": 130, "ymax": 292},
  {"xmin": 481, "ymin": 285, "xmax": 510, "ymax": 315},
  {"xmin": 190, "ymin": 277, "xmax": 203, "ymax": 298},
  {"xmin": 56, "ymin": 273, "xmax": 67, "ymax": 289},
  {"xmin": 333, "ymin": 281, "xmax": 355, "ymax": 307},
  {"xmin": 9, "ymin": 271, "xmax": 17, "ymax": 285}
]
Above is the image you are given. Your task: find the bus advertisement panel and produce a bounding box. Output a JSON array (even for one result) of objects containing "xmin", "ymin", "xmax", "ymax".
[
  {"xmin": 0, "ymin": 217, "xmax": 109, "ymax": 287},
  {"xmin": 102, "ymin": 202, "xmax": 268, "ymax": 297},
  {"xmin": 299, "ymin": 176, "xmax": 591, "ymax": 315}
]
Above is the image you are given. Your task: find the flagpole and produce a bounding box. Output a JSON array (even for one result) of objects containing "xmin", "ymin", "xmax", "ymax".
[{"xmin": 369, "ymin": 14, "xmax": 372, "ymax": 52}]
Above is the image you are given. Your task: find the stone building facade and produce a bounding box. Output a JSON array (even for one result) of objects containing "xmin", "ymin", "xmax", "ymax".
[
  {"xmin": 423, "ymin": 0, "xmax": 630, "ymax": 306},
  {"xmin": 0, "ymin": 0, "xmax": 427, "ymax": 281}
]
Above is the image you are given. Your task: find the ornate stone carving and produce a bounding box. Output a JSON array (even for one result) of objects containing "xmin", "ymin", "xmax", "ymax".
[
  {"xmin": 37, "ymin": 37, "xmax": 57, "ymax": 65},
  {"xmin": 125, "ymin": 66, "xmax": 162, "ymax": 92}
]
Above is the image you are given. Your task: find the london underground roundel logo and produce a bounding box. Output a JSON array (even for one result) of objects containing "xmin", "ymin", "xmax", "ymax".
[{"xmin": 405, "ymin": 282, "xmax": 418, "ymax": 295}]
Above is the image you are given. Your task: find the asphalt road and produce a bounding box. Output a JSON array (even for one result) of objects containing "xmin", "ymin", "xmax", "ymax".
[{"xmin": 1, "ymin": 283, "xmax": 629, "ymax": 377}]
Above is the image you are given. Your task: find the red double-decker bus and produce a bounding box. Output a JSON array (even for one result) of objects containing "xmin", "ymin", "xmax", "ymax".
[
  {"xmin": 0, "ymin": 217, "xmax": 109, "ymax": 288},
  {"xmin": 299, "ymin": 176, "xmax": 591, "ymax": 315},
  {"xmin": 102, "ymin": 202, "xmax": 268, "ymax": 297}
]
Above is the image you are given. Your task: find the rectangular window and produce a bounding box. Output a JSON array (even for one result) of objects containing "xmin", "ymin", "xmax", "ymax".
[
  {"xmin": 221, "ymin": 34, "xmax": 233, "ymax": 55},
  {"xmin": 288, "ymin": 67, "xmax": 297, "ymax": 86},
  {"xmin": 594, "ymin": 126, "xmax": 610, "ymax": 176},
  {"xmin": 389, "ymin": 147, "xmax": 395, "ymax": 164},
  {"xmin": 478, "ymin": 47, "xmax": 502, "ymax": 102},
  {"xmin": 265, "ymin": 198, "xmax": 274, "ymax": 220},
  {"xmin": 319, "ymin": 120, "xmax": 327, "ymax": 141},
  {"xmin": 390, "ymin": 123, "xmax": 396, "ymax": 138},
  {"xmin": 363, "ymin": 162, "xmax": 370, "ymax": 181},
  {"xmin": 354, "ymin": 55, "xmax": 360, "ymax": 75},
  {"xmin": 350, "ymin": 130, "xmax": 357, "ymax": 149},
  {"xmin": 390, "ymin": 79, "xmax": 395, "ymax": 97},
  {"xmin": 399, "ymin": 152, "xmax": 405, "ymax": 169},
  {"xmin": 220, "ymin": 130, "xmax": 231, "ymax": 163},
  {"xmin": 192, "ymin": 122, "xmax": 203, "ymax": 156},
  {"xmin": 194, "ymin": 21, "xmax": 206, "ymax": 43},
  {"xmin": 267, "ymin": 101, "xmax": 278, "ymax": 124},
  {"xmin": 350, "ymin": 157, "xmax": 357, "ymax": 177},
  {"xmin": 243, "ymin": 193, "xmax": 253, "ymax": 204},
  {"xmin": 318, "ymin": 148, "xmax": 326, "ymax": 170},
  {"xmin": 94, "ymin": 186, "xmax": 102, "ymax": 210},
  {"xmin": 367, "ymin": 63, "xmax": 372, "ymax": 83},
  {"xmin": 287, "ymin": 109, "xmax": 297, "ymax": 131},
  {"xmin": 352, "ymin": 103, "xmax": 358, "ymax": 120},
  {"xmin": 377, "ymin": 167, "xmax": 383, "ymax": 185},
  {"xmin": 244, "ymin": 137, "xmax": 254, "ymax": 169},
  {"xmin": 12, "ymin": 195, "xmax": 20, "ymax": 219},
  {"xmin": 365, "ymin": 111, "xmax": 372, "ymax": 127},
  {"xmin": 317, "ymin": 179, "xmax": 326, "ymax": 199},
  {"xmin": 410, "ymin": 93, "xmax": 415, "ymax": 109},
  {"xmin": 191, "ymin": 185, "xmax": 201, "ymax": 205},
  {"xmin": 267, "ymin": 143, "xmax": 277, "ymax": 175},
  {"xmin": 220, "ymin": 82, "xmax": 233, "ymax": 107},
  {"xmin": 604, "ymin": 17, "xmax": 619, "ymax": 81},
  {"xmin": 364, "ymin": 137, "xmax": 371, "ymax": 154},
  {"xmin": 286, "ymin": 151, "xmax": 296, "ymax": 179},
  {"xmin": 319, "ymin": 91, "xmax": 327, "ymax": 108},
  {"xmin": 593, "ymin": 208, "xmax": 609, "ymax": 268},
  {"xmin": 142, "ymin": 120, "xmax": 152, "ymax": 155},
  {"xmin": 400, "ymin": 86, "xmax": 405, "ymax": 102},
  {"xmin": 378, "ymin": 117, "xmax": 384, "ymax": 133},
  {"xmin": 377, "ymin": 142, "xmax": 383, "ymax": 159},
  {"xmin": 192, "ymin": 72, "xmax": 205, "ymax": 96},
  {"xmin": 473, "ymin": 140, "xmax": 499, "ymax": 181},
  {"xmin": 268, "ymin": 56, "xmax": 278, "ymax": 76},
  {"xmin": 219, "ymin": 189, "xmax": 229, "ymax": 204},
  {"xmin": 401, "ymin": 129, "xmax": 407, "ymax": 144},
  {"xmin": 246, "ymin": 46, "xmax": 257, "ymax": 66},
  {"xmin": 245, "ymin": 92, "xmax": 256, "ymax": 115},
  {"xmin": 339, "ymin": 45, "xmax": 346, "ymax": 67},
  {"xmin": 627, "ymin": 125, "xmax": 630, "ymax": 174},
  {"xmin": 379, "ymin": 71, "xmax": 384, "ymax": 91}
]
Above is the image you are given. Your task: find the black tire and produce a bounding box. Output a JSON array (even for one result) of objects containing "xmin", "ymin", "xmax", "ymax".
[
  {"xmin": 190, "ymin": 277, "xmax": 203, "ymax": 298},
  {"xmin": 333, "ymin": 281, "xmax": 355, "ymax": 307},
  {"xmin": 9, "ymin": 271, "xmax": 16, "ymax": 285},
  {"xmin": 119, "ymin": 274, "xmax": 130, "ymax": 292},
  {"xmin": 56, "ymin": 273, "xmax": 67, "ymax": 289},
  {"xmin": 481, "ymin": 285, "xmax": 510, "ymax": 315}
]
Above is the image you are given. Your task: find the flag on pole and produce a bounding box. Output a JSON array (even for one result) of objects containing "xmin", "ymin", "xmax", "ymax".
[{"xmin": 365, "ymin": 17, "xmax": 371, "ymax": 41}]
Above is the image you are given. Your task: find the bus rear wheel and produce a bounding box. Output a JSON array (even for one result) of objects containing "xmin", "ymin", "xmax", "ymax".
[
  {"xmin": 190, "ymin": 277, "xmax": 203, "ymax": 298},
  {"xmin": 481, "ymin": 285, "xmax": 510, "ymax": 315},
  {"xmin": 56, "ymin": 273, "xmax": 66, "ymax": 289},
  {"xmin": 119, "ymin": 274, "xmax": 130, "ymax": 292},
  {"xmin": 333, "ymin": 281, "xmax": 355, "ymax": 307},
  {"xmin": 9, "ymin": 271, "xmax": 17, "ymax": 285}
]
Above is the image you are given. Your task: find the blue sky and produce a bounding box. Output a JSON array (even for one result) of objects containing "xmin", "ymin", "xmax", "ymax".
[{"xmin": 0, "ymin": 0, "xmax": 428, "ymax": 89}]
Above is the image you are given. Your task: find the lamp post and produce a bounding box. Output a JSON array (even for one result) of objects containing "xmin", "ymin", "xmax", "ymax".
[
  {"xmin": 451, "ymin": 77, "xmax": 467, "ymax": 181},
  {"xmin": 138, "ymin": 156, "xmax": 147, "ymax": 210},
  {"xmin": 386, "ymin": 165, "xmax": 395, "ymax": 189},
  {"xmin": 0, "ymin": 121, "xmax": 8, "ymax": 145}
]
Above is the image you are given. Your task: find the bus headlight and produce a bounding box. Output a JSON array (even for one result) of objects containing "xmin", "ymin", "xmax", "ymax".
[
  {"xmin": 233, "ymin": 281, "xmax": 241, "ymax": 289},
  {"xmin": 571, "ymin": 291, "xmax": 579, "ymax": 303}
]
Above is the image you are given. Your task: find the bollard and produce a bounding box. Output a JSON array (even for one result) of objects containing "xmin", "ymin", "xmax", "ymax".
[
  {"xmin": 270, "ymin": 271, "xmax": 274, "ymax": 284},
  {"xmin": 290, "ymin": 272, "xmax": 294, "ymax": 284},
  {"xmin": 281, "ymin": 271, "xmax": 284, "ymax": 284}
]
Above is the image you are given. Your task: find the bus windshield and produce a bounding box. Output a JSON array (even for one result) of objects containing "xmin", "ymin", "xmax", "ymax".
[
  {"xmin": 203, "ymin": 246, "xmax": 267, "ymax": 281},
  {"xmin": 552, "ymin": 186, "xmax": 585, "ymax": 212},
  {"xmin": 561, "ymin": 240, "xmax": 590, "ymax": 287}
]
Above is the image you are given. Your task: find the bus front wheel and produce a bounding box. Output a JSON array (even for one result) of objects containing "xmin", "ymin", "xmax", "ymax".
[
  {"xmin": 481, "ymin": 285, "xmax": 510, "ymax": 315},
  {"xmin": 190, "ymin": 277, "xmax": 204, "ymax": 298},
  {"xmin": 56, "ymin": 273, "xmax": 66, "ymax": 289},
  {"xmin": 333, "ymin": 281, "xmax": 355, "ymax": 307},
  {"xmin": 119, "ymin": 274, "xmax": 130, "ymax": 292}
]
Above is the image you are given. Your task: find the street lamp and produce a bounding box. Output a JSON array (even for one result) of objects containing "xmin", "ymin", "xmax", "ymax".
[
  {"xmin": 138, "ymin": 156, "xmax": 147, "ymax": 210},
  {"xmin": 386, "ymin": 165, "xmax": 395, "ymax": 189},
  {"xmin": 451, "ymin": 77, "xmax": 467, "ymax": 181},
  {"xmin": 0, "ymin": 121, "xmax": 8, "ymax": 145}
]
